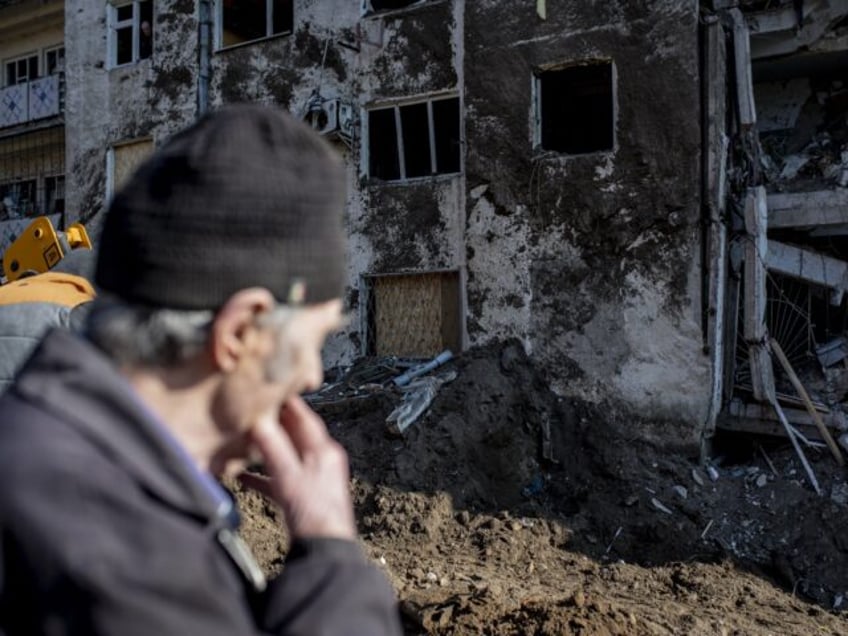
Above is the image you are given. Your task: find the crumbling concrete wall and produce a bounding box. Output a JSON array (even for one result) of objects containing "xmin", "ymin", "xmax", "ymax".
[
  {"xmin": 208, "ymin": 0, "xmax": 465, "ymax": 362},
  {"xmin": 464, "ymin": 1, "xmax": 709, "ymax": 433},
  {"xmin": 65, "ymin": 0, "xmax": 198, "ymax": 236},
  {"xmin": 63, "ymin": 0, "xmax": 711, "ymax": 439}
]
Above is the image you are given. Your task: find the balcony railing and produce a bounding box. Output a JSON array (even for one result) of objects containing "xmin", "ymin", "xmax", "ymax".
[{"xmin": 0, "ymin": 73, "xmax": 64, "ymax": 130}]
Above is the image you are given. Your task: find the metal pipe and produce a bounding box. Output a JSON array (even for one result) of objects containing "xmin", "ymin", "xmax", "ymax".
[
  {"xmin": 392, "ymin": 350, "xmax": 453, "ymax": 387},
  {"xmin": 197, "ymin": 0, "xmax": 212, "ymax": 117}
]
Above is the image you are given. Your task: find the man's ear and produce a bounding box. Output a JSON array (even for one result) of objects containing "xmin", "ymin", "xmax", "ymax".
[{"xmin": 209, "ymin": 288, "xmax": 276, "ymax": 373}]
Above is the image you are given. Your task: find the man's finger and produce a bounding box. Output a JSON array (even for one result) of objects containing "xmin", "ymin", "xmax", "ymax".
[
  {"xmin": 249, "ymin": 412, "xmax": 301, "ymax": 482},
  {"xmin": 280, "ymin": 395, "xmax": 331, "ymax": 454}
]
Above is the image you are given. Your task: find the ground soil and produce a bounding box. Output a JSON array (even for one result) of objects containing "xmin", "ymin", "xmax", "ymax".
[{"xmin": 235, "ymin": 340, "xmax": 848, "ymax": 635}]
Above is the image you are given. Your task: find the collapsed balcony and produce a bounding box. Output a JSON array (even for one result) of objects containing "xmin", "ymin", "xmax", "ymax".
[{"xmin": 711, "ymin": 0, "xmax": 848, "ymax": 468}]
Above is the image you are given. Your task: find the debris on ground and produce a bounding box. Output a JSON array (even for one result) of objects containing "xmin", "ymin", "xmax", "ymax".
[{"xmin": 237, "ymin": 340, "xmax": 848, "ymax": 634}]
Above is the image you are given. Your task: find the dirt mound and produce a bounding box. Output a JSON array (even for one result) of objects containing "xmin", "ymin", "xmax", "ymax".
[{"xmin": 236, "ymin": 339, "xmax": 848, "ymax": 634}]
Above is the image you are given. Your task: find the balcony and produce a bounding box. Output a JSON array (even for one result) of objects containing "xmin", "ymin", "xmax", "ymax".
[{"xmin": 0, "ymin": 73, "xmax": 63, "ymax": 130}]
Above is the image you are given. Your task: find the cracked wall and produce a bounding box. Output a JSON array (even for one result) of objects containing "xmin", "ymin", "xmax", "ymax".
[
  {"xmin": 63, "ymin": 0, "xmax": 711, "ymax": 441},
  {"xmin": 66, "ymin": 0, "xmax": 198, "ymax": 238},
  {"xmin": 464, "ymin": 1, "xmax": 709, "ymax": 435}
]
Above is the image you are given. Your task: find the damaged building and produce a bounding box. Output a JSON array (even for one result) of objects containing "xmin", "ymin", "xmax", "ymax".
[{"xmin": 1, "ymin": 0, "xmax": 847, "ymax": 458}]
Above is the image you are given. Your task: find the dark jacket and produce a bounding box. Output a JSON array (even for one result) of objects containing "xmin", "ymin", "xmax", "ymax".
[{"xmin": 0, "ymin": 330, "xmax": 401, "ymax": 636}]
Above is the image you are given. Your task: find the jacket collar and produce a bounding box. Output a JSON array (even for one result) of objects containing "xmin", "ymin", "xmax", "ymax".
[{"xmin": 13, "ymin": 329, "xmax": 227, "ymax": 524}]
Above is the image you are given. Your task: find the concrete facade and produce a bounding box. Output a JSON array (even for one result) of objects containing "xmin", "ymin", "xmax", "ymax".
[{"xmin": 8, "ymin": 0, "xmax": 715, "ymax": 446}]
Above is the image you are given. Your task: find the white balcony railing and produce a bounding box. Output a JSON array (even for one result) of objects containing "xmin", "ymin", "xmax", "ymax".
[{"xmin": 0, "ymin": 74, "xmax": 63, "ymax": 129}]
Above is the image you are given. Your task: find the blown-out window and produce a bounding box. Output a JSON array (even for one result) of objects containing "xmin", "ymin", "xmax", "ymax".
[
  {"xmin": 218, "ymin": 0, "xmax": 293, "ymax": 49},
  {"xmin": 367, "ymin": 96, "xmax": 460, "ymax": 181},
  {"xmin": 535, "ymin": 60, "xmax": 615, "ymax": 155}
]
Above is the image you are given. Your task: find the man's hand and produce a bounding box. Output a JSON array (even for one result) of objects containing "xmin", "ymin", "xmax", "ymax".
[{"xmin": 240, "ymin": 396, "xmax": 356, "ymax": 540}]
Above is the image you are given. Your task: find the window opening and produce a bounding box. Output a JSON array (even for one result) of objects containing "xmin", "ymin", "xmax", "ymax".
[
  {"xmin": 0, "ymin": 180, "xmax": 37, "ymax": 219},
  {"xmin": 220, "ymin": 0, "xmax": 293, "ymax": 49},
  {"xmin": 44, "ymin": 47, "xmax": 65, "ymax": 75},
  {"xmin": 362, "ymin": 0, "xmax": 433, "ymax": 15},
  {"xmin": 44, "ymin": 175, "xmax": 65, "ymax": 216},
  {"xmin": 367, "ymin": 96, "xmax": 460, "ymax": 181},
  {"xmin": 110, "ymin": 1, "xmax": 153, "ymax": 67},
  {"xmin": 5, "ymin": 54, "xmax": 38, "ymax": 87},
  {"xmin": 536, "ymin": 61, "xmax": 614, "ymax": 154},
  {"xmin": 0, "ymin": 128, "xmax": 65, "ymax": 221}
]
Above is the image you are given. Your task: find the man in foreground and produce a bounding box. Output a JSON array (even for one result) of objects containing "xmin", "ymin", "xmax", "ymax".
[{"xmin": 0, "ymin": 105, "xmax": 402, "ymax": 635}]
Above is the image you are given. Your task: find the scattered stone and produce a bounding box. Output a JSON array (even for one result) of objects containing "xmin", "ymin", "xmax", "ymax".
[
  {"xmin": 672, "ymin": 485, "xmax": 688, "ymax": 500},
  {"xmin": 456, "ymin": 510, "xmax": 471, "ymax": 526},
  {"xmin": 691, "ymin": 468, "xmax": 705, "ymax": 487},
  {"xmin": 756, "ymin": 474, "xmax": 768, "ymax": 488},
  {"xmin": 572, "ymin": 589, "xmax": 586, "ymax": 608},
  {"xmin": 624, "ymin": 494, "xmax": 639, "ymax": 507},
  {"xmin": 651, "ymin": 497, "xmax": 673, "ymax": 515},
  {"xmin": 707, "ymin": 466, "xmax": 720, "ymax": 482},
  {"xmin": 830, "ymin": 483, "xmax": 848, "ymax": 506},
  {"xmin": 426, "ymin": 571, "xmax": 438, "ymax": 582}
]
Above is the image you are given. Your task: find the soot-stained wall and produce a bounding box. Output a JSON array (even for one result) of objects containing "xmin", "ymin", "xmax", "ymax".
[
  {"xmin": 64, "ymin": 0, "xmax": 710, "ymax": 439},
  {"xmin": 464, "ymin": 1, "xmax": 709, "ymax": 434},
  {"xmin": 66, "ymin": 0, "xmax": 198, "ymax": 237}
]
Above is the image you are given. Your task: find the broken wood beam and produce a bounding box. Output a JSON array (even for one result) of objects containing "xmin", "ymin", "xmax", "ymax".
[
  {"xmin": 770, "ymin": 338, "xmax": 845, "ymax": 466},
  {"xmin": 765, "ymin": 240, "xmax": 848, "ymax": 305}
]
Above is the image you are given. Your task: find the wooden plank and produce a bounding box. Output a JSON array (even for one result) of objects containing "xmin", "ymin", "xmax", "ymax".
[
  {"xmin": 730, "ymin": 8, "xmax": 756, "ymax": 127},
  {"xmin": 718, "ymin": 401, "xmax": 835, "ymax": 441},
  {"xmin": 373, "ymin": 272, "xmax": 461, "ymax": 358},
  {"xmin": 767, "ymin": 190, "xmax": 848, "ymax": 230},
  {"xmin": 770, "ymin": 338, "xmax": 845, "ymax": 465},
  {"xmin": 743, "ymin": 186, "xmax": 774, "ymax": 402}
]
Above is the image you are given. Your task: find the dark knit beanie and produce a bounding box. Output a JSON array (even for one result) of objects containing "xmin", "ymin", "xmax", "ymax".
[{"xmin": 95, "ymin": 104, "xmax": 346, "ymax": 310}]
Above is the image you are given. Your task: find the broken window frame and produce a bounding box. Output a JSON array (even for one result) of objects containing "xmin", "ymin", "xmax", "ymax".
[
  {"xmin": 107, "ymin": 1, "xmax": 153, "ymax": 69},
  {"xmin": 4, "ymin": 53, "xmax": 39, "ymax": 87},
  {"xmin": 364, "ymin": 93, "xmax": 462, "ymax": 182},
  {"xmin": 215, "ymin": 0, "xmax": 294, "ymax": 51},
  {"xmin": 360, "ymin": 0, "xmax": 440, "ymax": 18},
  {"xmin": 532, "ymin": 59, "xmax": 617, "ymax": 156}
]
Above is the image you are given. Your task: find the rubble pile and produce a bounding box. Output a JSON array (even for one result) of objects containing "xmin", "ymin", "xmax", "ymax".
[
  {"xmin": 236, "ymin": 340, "xmax": 848, "ymax": 634},
  {"xmin": 759, "ymin": 77, "xmax": 848, "ymax": 191}
]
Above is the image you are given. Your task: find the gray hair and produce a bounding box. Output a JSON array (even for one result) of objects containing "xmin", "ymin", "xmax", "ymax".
[{"xmin": 84, "ymin": 295, "xmax": 300, "ymax": 369}]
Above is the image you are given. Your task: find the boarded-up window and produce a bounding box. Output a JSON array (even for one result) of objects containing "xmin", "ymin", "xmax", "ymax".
[
  {"xmin": 111, "ymin": 138, "xmax": 154, "ymax": 194},
  {"xmin": 367, "ymin": 271, "xmax": 461, "ymax": 357}
]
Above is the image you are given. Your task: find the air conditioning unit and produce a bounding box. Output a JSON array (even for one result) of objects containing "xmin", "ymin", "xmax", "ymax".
[{"xmin": 305, "ymin": 98, "xmax": 355, "ymax": 139}]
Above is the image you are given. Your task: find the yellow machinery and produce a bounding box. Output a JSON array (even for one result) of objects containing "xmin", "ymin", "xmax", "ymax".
[
  {"xmin": 0, "ymin": 217, "xmax": 95, "ymax": 308},
  {"xmin": 2, "ymin": 217, "xmax": 92, "ymax": 284}
]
